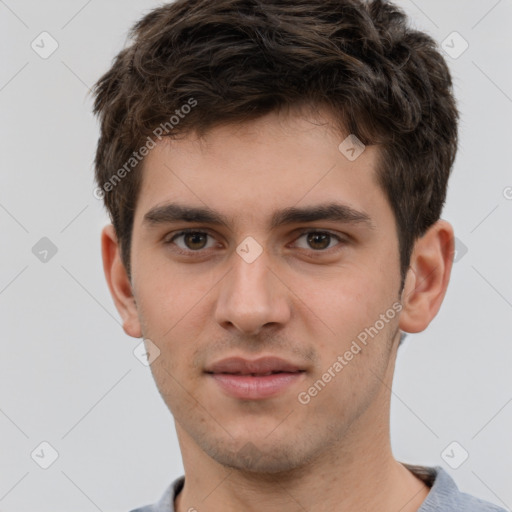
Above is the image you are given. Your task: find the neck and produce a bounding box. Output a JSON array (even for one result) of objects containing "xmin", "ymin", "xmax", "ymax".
[{"xmin": 174, "ymin": 393, "xmax": 429, "ymax": 512}]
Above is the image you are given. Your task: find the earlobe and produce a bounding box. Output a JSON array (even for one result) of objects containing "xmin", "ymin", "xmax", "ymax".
[
  {"xmin": 101, "ymin": 224, "xmax": 142, "ymax": 338},
  {"xmin": 398, "ymin": 220, "xmax": 454, "ymax": 334}
]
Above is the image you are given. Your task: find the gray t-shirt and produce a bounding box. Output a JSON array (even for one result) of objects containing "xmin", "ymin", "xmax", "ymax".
[{"xmin": 130, "ymin": 464, "xmax": 507, "ymax": 512}]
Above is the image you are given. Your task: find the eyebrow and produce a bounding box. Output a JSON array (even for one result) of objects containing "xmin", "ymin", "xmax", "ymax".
[{"xmin": 142, "ymin": 202, "xmax": 375, "ymax": 230}]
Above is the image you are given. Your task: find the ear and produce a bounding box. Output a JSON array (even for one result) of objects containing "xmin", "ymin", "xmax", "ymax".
[
  {"xmin": 399, "ymin": 220, "xmax": 455, "ymax": 333},
  {"xmin": 101, "ymin": 224, "xmax": 142, "ymax": 338}
]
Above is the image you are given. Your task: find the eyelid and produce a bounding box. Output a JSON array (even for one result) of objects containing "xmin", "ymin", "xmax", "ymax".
[
  {"xmin": 165, "ymin": 227, "xmax": 215, "ymax": 240},
  {"xmin": 165, "ymin": 228, "xmax": 220, "ymax": 247}
]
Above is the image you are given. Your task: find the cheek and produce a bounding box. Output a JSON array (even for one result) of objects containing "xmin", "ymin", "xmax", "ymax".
[
  {"xmin": 303, "ymin": 269, "xmax": 386, "ymax": 326},
  {"xmin": 135, "ymin": 258, "xmax": 216, "ymax": 328},
  {"xmin": 299, "ymin": 268, "xmax": 399, "ymax": 367},
  {"xmin": 297, "ymin": 274, "xmax": 399, "ymax": 413}
]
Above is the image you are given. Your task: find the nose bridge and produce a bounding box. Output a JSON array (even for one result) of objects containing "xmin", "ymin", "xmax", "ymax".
[
  {"xmin": 214, "ymin": 245, "xmax": 289, "ymax": 335},
  {"xmin": 233, "ymin": 249, "xmax": 271, "ymax": 300}
]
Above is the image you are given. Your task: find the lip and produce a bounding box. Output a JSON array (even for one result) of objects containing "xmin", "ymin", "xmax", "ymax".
[
  {"xmin": 208, "ymin": 372, "xmax": 305, "ymax": 399},
  {"xmin": 205, "ymin": 356, "xmax": 306, "ymax": 400},
  {"xmin": 205, "ymin": 356, "xmax": 304, "ymax": 375}
]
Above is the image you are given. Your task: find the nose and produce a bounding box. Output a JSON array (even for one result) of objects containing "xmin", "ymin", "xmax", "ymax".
[{"xmin": 214, "ymin": 247, "xmax": 291, "ymax": 337}]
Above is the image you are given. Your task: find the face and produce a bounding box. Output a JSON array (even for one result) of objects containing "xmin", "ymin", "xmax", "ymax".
[{"xmin": 128, "ymin": 107, "xmax": 405, "ymax": 473}]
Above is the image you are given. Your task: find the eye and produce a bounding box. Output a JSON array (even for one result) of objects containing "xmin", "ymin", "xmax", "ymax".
[
  {"xmin": 165, "ymin": 230, "xmax": 218, "ymax": 253},
  {"xmin": 293, "ymin": 230, "xmax": 344, "ymax": 251},
  {"xmin": 164, "ymin": 229, "xmax": 346, "ymax": 257}
]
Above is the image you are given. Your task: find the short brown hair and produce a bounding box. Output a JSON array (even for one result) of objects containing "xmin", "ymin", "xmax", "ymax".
[{"xmin": 92, "ymin": 0, "xmax": 458, "ymax": 290}]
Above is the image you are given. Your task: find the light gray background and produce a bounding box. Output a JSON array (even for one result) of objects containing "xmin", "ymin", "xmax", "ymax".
[{"xmin": 1, "ymin": 1, "xmax": 511, "ymax": 510}]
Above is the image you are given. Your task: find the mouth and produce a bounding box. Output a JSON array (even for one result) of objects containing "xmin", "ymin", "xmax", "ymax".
[
  {"xmin": 206, "ymin": 370, "xmax": 304, "ymax": 376},
  {"xmin": 204, "ymin": 356, "xmax": 307, "ymax": 400},
  {"xmin": 207, "ymin": 372, "xmax": 306, "ymax": 400},
  {"xmin": 204, "ymin": 355, "xmax": 306, "ymax": 375}
]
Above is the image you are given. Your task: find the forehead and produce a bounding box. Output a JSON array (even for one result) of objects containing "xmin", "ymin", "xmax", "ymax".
[{"xmin": 133, "ymin": 108, "xmax": 389, "ymax": 232}]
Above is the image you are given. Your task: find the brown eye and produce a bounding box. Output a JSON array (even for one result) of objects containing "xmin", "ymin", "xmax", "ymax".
[
  {"xmin": 182, "ymin": 232, "xmax": 208, "ymax": 250},
  {"xmin": 306, "ymin": 232, "xmax": 331, "ymax": 250},
  {"xmin": 167, "ymin": 231, "xmax": 216, "ymax": 252},
  {"xmin": 294, "ymin": 231, "xmax": 342, "ymax": 251}
]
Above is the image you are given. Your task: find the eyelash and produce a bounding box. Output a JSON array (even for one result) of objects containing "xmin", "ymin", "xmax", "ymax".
[{"xmin": 164, "ymin": 228, "xmax": 346, "ymax": 257}]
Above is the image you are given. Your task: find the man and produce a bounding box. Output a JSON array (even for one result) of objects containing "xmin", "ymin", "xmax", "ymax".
[{"xmin": 92, "ymin": 0, "xmax": 506, "ymax": 510}]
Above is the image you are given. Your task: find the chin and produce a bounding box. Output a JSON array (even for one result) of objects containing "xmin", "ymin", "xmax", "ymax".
[{"xmin": 201, "ymin": 436, "xmax": 317, "ymax": 475}]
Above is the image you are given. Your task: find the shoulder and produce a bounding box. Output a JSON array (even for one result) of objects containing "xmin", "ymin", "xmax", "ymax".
[
  {"xmin": 129, "ymin": 468, "xmax": 507, "ymax": 512},
  {"xmin": 128, "ymin": 476, "xmax": 184, "ymax": 512},
  {"xmin": 404, "ymin": 464, "xmax": 507, "ymax": 512}
]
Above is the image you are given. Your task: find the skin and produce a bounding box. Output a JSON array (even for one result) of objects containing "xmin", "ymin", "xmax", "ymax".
[{"xmin": 102, "ymin": 105, "xmax": 454, "ymax": 512}]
